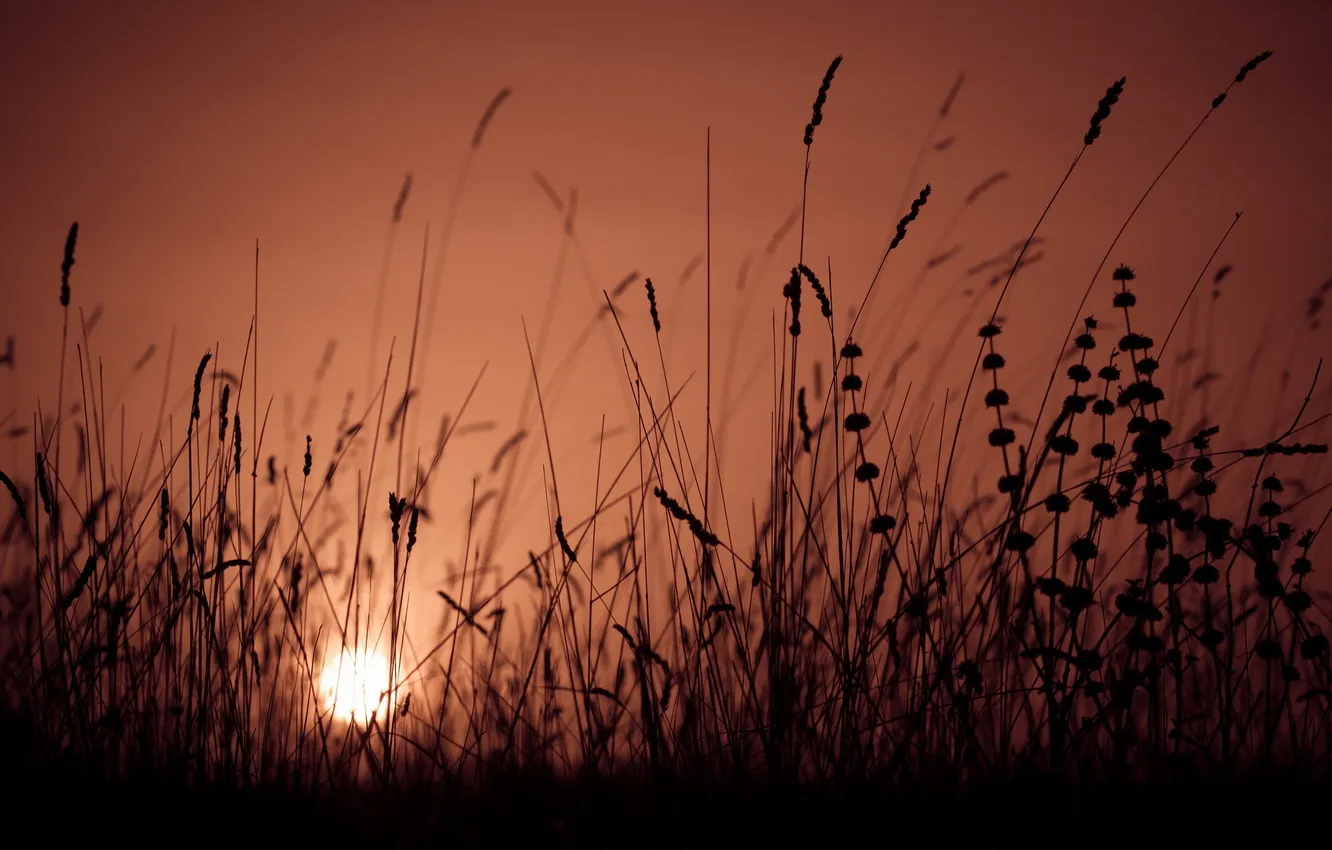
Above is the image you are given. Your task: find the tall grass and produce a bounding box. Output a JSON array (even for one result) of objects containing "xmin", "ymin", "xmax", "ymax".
[{"xmin": 2, "ymin": 49, "xmax": 1331, "ymax": 835}]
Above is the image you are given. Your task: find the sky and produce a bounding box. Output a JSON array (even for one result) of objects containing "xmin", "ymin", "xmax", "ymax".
[{"xmin": 2, "ymin": 0, "xmax": 1330, "ymax": 606}]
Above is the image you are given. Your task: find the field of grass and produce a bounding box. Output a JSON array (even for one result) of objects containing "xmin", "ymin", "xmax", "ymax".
[{"xmin": 3, "ymin": 49, "xmax": 1331, "ymax": 843}]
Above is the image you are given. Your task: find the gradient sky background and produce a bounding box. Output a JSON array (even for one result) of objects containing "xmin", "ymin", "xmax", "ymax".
[{"xmin": 2, "ymin": 0, "xmax": 1331, "ymax": 598}]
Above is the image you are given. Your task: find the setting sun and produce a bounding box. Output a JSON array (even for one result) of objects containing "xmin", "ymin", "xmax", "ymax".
[{"xmin": 319, "ymin": 648, "xmax": 393, "ymax": 724}]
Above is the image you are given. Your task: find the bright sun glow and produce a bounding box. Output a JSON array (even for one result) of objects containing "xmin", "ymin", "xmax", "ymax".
[{"xmin": 319, "ymin": 649, "xmax": 392, "ymax": 724}]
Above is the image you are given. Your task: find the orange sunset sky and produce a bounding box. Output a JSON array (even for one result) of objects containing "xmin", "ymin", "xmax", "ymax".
[{"xmin": 2, "ymin": 0, "xmax": 1330, "ymax": 581}]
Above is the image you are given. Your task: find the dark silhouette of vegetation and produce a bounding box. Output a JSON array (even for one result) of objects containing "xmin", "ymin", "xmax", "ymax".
[{"xmin": 2, "ymin": 49, "xmax": 1330, "ymax": 846}]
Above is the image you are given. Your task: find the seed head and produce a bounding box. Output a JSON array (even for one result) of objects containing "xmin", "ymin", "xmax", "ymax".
[
  {"xmin": 389, "ymin": 492, "xmax": 404, "ymax": 546},
  {"xmin": 218, "ymin": 384, "xmax": 231, "ymax": 442},
  {"xmin": 60, "ymin": 222, "xmax": 78, "ymax": 307},
  {"xmin": 1235, "ymin": 51, "xmax": 1273, "ymax": 83},
  {"xmin": 644, "ymin": 277, "xmax": 661, "ymax": 333},
  {"xmin": 189, "ymin": 352, "xmax": 212, "ymax": 435},
  {"xmin": 783, "ymin": 267, "xmax": 802, "ymax": 337},
  {"xmin": 804, "ymin": 55, "xmax": 843, "ymax": 146},
  {"xmin": 1085, "ymin": 77, "xmax": 1126, "ymax": 146},
  {"xmin": 392, "ymin": 173, "xmax": 413, "ymax": 223},
  {"xmin": 939, "ymin": 72, "xmax": 965, "ymax": 118},
  {"xmin": 555, "ymin": 515, "xmax": 578, "ymax": 563},
  {"xmin": 233, "ymin": 413, "xmax": 242, "ymax": 475},
  {"xmin": 798, "ymin": 264, "xmax": 832, "ymax": 318},
  {"xmin": 888, "ymin": 185, "xmax": 931, "ymax": 253},
  {"xmin": 797, "ymin": 387, "xmax": 812, "ymax": 453},
  {"xmin": 407, "ymin": 505, "xmax": 420, "ymax": 553},
  {"xmin": 1214, "ymin": 51, "xmax": 1274, "ymax": 107},
  {"xmin": 158, "ymin": 487, "xmax": 169, "ymax": 542},
  {"xmin": 965, "ymin": 171, "xmax": 1009, "ymax": 206},
  {"xmin": 471, "ymin": 87, "xmax": 512, "ymax": 149}
]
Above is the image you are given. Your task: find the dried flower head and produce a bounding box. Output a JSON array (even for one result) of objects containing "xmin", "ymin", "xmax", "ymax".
[
  {"xmin": 1085, "ymin": 77, "xmax": 1126, "ymax": 146},
  {"xmin": 644, "ymin": 277, "xmax": 661, "ymax": 332},
  {"xmin": 60, "ymin": 222, "xmax": 78, "ymax": 307},
  {"xmin": 1213, "ymin": 51, "xmax": 1274, "ymax": 107},
  {"xmin": 218, "ymin": 384, "xmax": 231, "ymax": 442},
  {"xmin": 888, "ymin": 185, "xmax": 931, "ymax": 253},
  {"xmin": 189, "ymin": 352, "xmax": 212, "ymax": 435},
  {"xmin": 471, "ymin": 87, "xmax": 512, "ymax": 149},
  {"xmin": 783, "ymin": 266, "xmax": 803, "ymax": 337},
  {"xmin": 804, "ymin": 55, "xmax": 843, "ymax": 146},
  {"xmin": 798, "ymin": 264, "xmax": 832, "ymax": 318},
  {"xmin": 392, "ymin": 173, "xmax": 413, "ymax": 223},
  {"xmin": 232, "ymin": 413, "xmax": 242, "ymax": 475}
]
